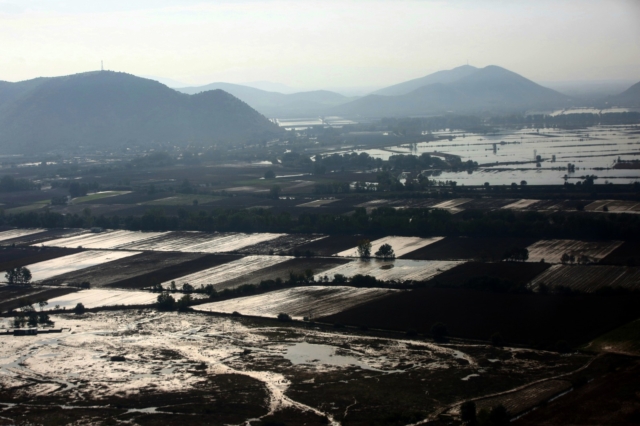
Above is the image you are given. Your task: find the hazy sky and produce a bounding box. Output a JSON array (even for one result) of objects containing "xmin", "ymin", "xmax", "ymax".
[{"xmin": 1, "ymin": 0, "xmax": 639, "ymax": 89}]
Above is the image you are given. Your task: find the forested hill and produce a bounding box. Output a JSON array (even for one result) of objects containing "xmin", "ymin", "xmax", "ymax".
[
  {"xmin": 0, "ymin": 71, "xmax": 281, "ymax": 153},
  {"xmin": 335, "ymin": 65, "xmax": 573, "ymax": 117}
]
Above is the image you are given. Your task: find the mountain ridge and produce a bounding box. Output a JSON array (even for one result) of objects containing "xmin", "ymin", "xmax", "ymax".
[
  {"xmin": 334, "ymin": 65, "xmax": 573, "ymax": 117},
  {"xmin": 0, "ymin": 71, "xmax": 281, "ymax": 154}
]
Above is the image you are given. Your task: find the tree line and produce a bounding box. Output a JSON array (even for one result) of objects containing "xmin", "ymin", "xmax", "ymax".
[{"xmin": 3, "ymin": 205, "xmax": 640, "ymax": 240}]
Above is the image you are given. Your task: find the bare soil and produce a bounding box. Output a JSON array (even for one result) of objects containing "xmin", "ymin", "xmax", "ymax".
[
  {"xmin": 319, "ymin": 288, "xmax": 640, "ymax": 348},
  {"xmin": 0, "ymin": 246, "xmax": 82, "ymax": 272},
  {"xmin": 401, "ymin": 237, "xmax": 540, "ymax": 261}
]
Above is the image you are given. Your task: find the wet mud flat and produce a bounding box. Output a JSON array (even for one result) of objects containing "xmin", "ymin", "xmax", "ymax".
[
  {"xmin": 38, "ymin": 252, "xmax": 223, "ymax": 288},
  {"xmin": 0, "ymin": 310, "xmax": 592, "ymax": 425},
  {"xmin": 320, "ymin": 287, "xmax": 640, "ymax": 347},
  {"xmin": 401, "ymin": 237, "xmax": 540, "ymax": 261}
]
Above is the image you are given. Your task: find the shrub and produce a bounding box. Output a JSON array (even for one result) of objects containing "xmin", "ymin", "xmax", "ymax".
[
  {"xmin": 156, "ymin": 292, "xmax": 176, "ymax": 311},
  {"xmin": 277, "ymin": 313, "xmax": 292, "ymax": 322},
  {"xmin": 74, "ymin": 303, "xmax": 86, "ymax": 315},
  {"xmin": 460, "ymin": 401, "xmax": 477, "ymax": 424}
]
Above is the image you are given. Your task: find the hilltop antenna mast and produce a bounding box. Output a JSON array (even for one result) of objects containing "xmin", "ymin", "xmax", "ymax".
[{"xmin": 101, "ymin": 60, "xmax": 104, "ymax": 71}]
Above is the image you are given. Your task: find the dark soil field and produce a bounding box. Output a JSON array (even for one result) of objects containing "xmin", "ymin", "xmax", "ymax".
[
  {"xmin": 3, "ymin": 229, "xmax": 86, "ymax": 247},
  {"xmin": 401, "ymin": 237, "xmax": 540, "ymax": 261},
  {"xmin": 0, "ymin": 246, "xmax": 81, "ymax": 272},
  {"xmin": 39, "ymin": 252, "xmax": 227, "ymax": 288},
  {"xmin": 425, "ymin": 261, "xmax": 551, "ymax": 287},
  {"xmin": 319, "ymin": 288, "xmax": 640, "ymax": 348},
  {"xmin": 600, "ymin": 240, "xmax": 640, "ymax": 266},
  {"xmin": 237, "ymin": 234, "xmax": 328, "ymax": 255},
  {"xmin": 102, "ymin": 254, "xmax": 242, "ymax": 290},
  {"xmin": 513, "ymin": 354, "xmax": 640, "ymax": 425},
  {"xmin": 292, "ymin": 234, "xmax": 374, "ymax": 256},
  {"xmin": 215, "ymin": 256, "xmax": 351, "ymax": 290},
  {"xmin": 0, "ymin": 285, "xmax": 77, "ymax": 312}
]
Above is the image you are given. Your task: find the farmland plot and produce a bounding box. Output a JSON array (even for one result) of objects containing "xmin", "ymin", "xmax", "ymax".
[
  {"xmin": 121, "ymin": 232, "xmax": 285, "ymax": 253},
  {"xmin": 193, "ymin": 285, "xmax": 400, "ymax": 319},
  {"xmin": 431, "ymin": 198, "xmax": 473, "ymax": 213},
  {"xmin": 585, "ymin": 199, "xmax": 640, "ymax": 214},
  {"xmin": 315, "ymin": 259, "xmax": 463, "ymax": 282},
  {"xmin": 501, "ymin": 199, "xmax": 540, "ymax": 210},
  {"xmin": 237, "ymin": 234, "xmax": 327, "ymax": 255},
  {"xmin": 336, "ymin": 236, "xmax": 443, "ymax": 258},
  {"xmin": 528, "ymin": 265, "xmax": 640, "ymax": 292},
  {"xmin": 39, "ymin": 230, "xmax": 168, "ymax": 250},
  {"xmin": 162, "ymin": 255, "xmax": 292, "ymax": 289},
  {"xmin": 296, "ymin": 199, "xmax": 338, "ymax": 208},
  {"xmin": 20, "ymin": 250, "xmax": 141, "ymax": 282},
  {"xmin": 43, "ymin": 289, "xmax": 164, "ymax": 310},
  {"xmin": 525, "ymin": 239, "xmax": 623, "ymax": 263},
  {"xmin": 0, "ymin": 228, "xmax": 46, "ymax": 243}
]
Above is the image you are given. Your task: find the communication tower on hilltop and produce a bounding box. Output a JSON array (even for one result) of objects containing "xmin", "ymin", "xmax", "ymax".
[{"xmin": 101, "ymin": 60, "xmax": 104, "ymax": 71}]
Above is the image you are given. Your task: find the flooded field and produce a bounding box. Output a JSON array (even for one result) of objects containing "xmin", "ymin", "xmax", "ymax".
[
  {"xmin": 327, "ymin": 125, "xmax": 640, "ymax": 185},
  {"xmin": 120, "ymin": 231, "xmax": 285, "ymax": 253},
  {"xmin": 39, "ymin": 230, "xmax": 167, "ymax": 250},
  {"xmin": 161, "ymin": 255, "xmax": 292, "ymax": 290},
  {"xmin": 43, "ymin": 289, "xmax": 166, "ymax": 310},
  {"xmin": 525, "ymin": 239, "xmax": 623, "ymax": 263},
  {"xmin": 0, "ymin": 310, "xmax": 593, "ymax": 424},
  {"xmin": 0, "ymin": 228, "xmax": 46, "ymax": 243},
  {"xmin": 529, "ymin": 265, "xmax": 640, "ymax": 292},
  {"xmin": 316, "ymin": 258, "xmax": 463, "ymax": 282},
  {"xmin": 21, "ymin": 250, "xmax": 141, "ymax": 282},
  {"xmin": 194, "ymin": 286, "xmax": 400, "ymax": 320},
  {"xmin": 336, "ymin": 236, "xmax": 443, "ymax": 257}
]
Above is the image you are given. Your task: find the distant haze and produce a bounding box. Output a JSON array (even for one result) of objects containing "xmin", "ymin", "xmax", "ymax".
[{"xmin": 1, "ymin": 0, "xmax": 639, "ymax": 91}]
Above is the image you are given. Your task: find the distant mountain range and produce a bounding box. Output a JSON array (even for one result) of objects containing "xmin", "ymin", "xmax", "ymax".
[
  {"xmin": 334, "ymin": 65, "xmax": 576, "ymax": 117},
  {"xmin": 0, "ymin": 71, "xmax": 280, "ymax": 154},
  {"xmin": 174, "ymin": 83, "xmax": 356, "ymax": 117}
]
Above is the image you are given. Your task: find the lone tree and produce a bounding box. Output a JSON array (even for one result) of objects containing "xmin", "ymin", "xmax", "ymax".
[
  {"xmin": 375, "ymin": 243, "xmax": 395, "ymax": 260},
  {"xmin": 74, "ymin": 303, "xmax": 85, "ymax": 315},
  {"xmin": 270, "ymin": 184, "xmax": 282, "ymax": 199},
  {"xmin": 264, "ymin": 170, "xmax": 276, "ymax": 179},
  {"xmin": 5, "ymin": 267, "xmax": 32, "ymax": 286},
  {"xmin": 357, "ymin": 239, "xmax": 372, "ymax": 259}
]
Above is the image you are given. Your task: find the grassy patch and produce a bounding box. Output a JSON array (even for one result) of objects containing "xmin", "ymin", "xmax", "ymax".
[
  {"xmin": 5, "ymin": 200, "xmax": 50, "ymax": 214},
  {"xmin": 71, "ymin": 191, "xmax": 131, "ymax": 204},
  {"xmin": 142, "ymin": 194, "xmax": 222, "ymax": 206},
  {"xmin": 586, "ymin": 319, "xmax": 640, "ymax": 356}
]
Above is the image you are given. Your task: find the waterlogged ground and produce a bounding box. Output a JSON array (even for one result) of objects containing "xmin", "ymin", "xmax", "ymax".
[{"xmin": 0, "ymin": 310, "xmax": 591, "ymax": 425}]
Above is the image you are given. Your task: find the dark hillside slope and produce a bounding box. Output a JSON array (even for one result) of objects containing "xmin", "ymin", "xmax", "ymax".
[
  {"xmin": 603, "ymin": 81, "xmax": 640, "ymax": 107},
  {"xmin": 0, "ymin": 72, "xmax": 280, "ymax": 153},
  {"xmin": 371, "ymin": 64, "xmax": 478, "ymax": 96},
  {"xmin": 335, "ymin": 65, "xmax": 572, "ymax": 117}
]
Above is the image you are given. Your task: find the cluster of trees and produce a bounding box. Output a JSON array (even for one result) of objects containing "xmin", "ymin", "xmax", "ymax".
[
  {"xmin": 502, "ymin": 247, "xmax": 529, "ymax": 262},
  {"xmin": 0, "ymin": 175, "xmax": 37, "ymax": 192},
  {"xmin": 5, "ymin": 267, "xmax": 32, "ymax": 285},
  {"xmin": 489, "ymin": 112, "xmax": 640, "ymax": 128},
  {"xmin": 12, "ymin": 300, "xmax": 52, "ymax": 328}
]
